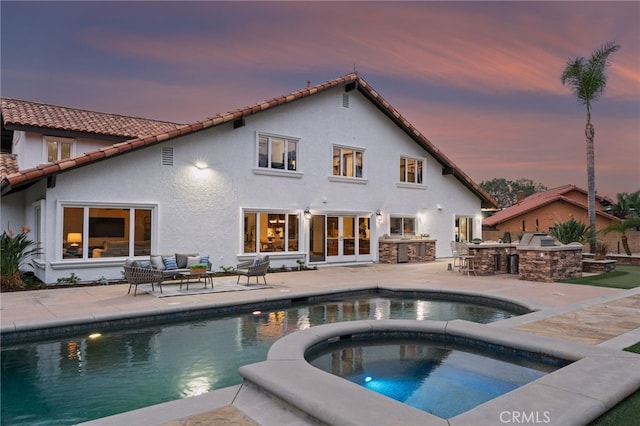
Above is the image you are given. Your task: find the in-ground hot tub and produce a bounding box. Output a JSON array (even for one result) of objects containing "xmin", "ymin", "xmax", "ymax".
[
  {"xmin": 307, "ymin": 337, "xmax": 566, "ymax": 418},
  {"xmin": 238, "ymin": 320, "xmax": 640, "ymax": 425}
]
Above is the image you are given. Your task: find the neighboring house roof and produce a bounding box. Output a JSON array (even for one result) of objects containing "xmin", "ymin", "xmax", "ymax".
[
  {"xmin": 0, "ymin": 73, "xmax": 498, "ymax": 208},
  {"xmin": 483, "ymin": 184, "xmax": 619, "ymax": 227},
  {"xmin": 1, "ymin": 97, "xmax": 183, "ymax": 140}
]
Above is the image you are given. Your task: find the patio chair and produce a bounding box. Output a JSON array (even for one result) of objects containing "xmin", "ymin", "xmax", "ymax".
[
  {"xmin": 450, "ymin": 241, "xmax": 461, "ymax": 271},
  {"xmin": 124, "ymin": 265, "xmax": 164, "ymax": 296},
  {"xmin": 236, "ymin": 255, "xmax": 270, "ymax": 285}
]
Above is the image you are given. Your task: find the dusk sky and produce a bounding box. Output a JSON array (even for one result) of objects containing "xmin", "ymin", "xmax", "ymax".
[{"xmin": 2, "ymin": 1, "xmax": 638, "ymax": 200}]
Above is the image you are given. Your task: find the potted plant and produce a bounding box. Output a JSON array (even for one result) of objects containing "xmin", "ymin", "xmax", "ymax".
[{"xmin": 189, "ymin": 263, "xmax": 208, "ymax": 274}]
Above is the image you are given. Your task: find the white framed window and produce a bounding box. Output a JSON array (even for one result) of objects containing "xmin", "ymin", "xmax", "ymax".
[
  {"xmin": 399, "ymin": 156, "xmax": 424, "ymax": 184},
  {"xmin": 257, "ymin": 133, "xmax": 298, "ymax": 171},
  {"xmin": 61, "ymin": 204, "xmax": 154, "ymax": 260},
  {"xmin": 243, "ymin": 210, "xmax": 300, "ymax": 254},
  {"xmin": 44, "ymin": 136, "xmax": 75, "ymax": 163},
  {"xmin": 332, "ymin": 145, "xmax": 364, "ymax": 178},
  {"xmin": 390, "ymin": 216, "xmax": 415, "ymax": 237}
]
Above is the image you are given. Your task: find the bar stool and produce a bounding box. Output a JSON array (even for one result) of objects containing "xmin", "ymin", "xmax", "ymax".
[{"xmin": 458, "ymin": 243, "xmax": 476, "ymax": 276}]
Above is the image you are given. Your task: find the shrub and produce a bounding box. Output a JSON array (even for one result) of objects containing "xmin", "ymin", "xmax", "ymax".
[
  {"xmin": 1, "ymin": 226, "xmax": 42, "ymax": 291},
  {"xmin": 550, "ymin": 218, "xmax": 593, "ymax": 245}
]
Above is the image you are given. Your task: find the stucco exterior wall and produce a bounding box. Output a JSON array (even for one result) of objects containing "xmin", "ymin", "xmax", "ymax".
[
  {"xmin": 6, "ymin": 86, "xmax": 485, "ymax": 283},
  {"xmin": 13, "ymin": 130, "xmax": 112, "ymax": 171}
]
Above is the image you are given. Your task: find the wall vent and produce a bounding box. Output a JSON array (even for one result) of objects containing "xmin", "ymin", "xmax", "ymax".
[
  {"xmin": 342, "ymin": 93, "xmax": 350, "ymax": 108},
  {"xmin": 161, "ymin": 147, "xmax": 174, "ymax": 166}
]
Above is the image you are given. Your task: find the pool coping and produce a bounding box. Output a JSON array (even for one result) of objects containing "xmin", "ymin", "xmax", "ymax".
[
  {"xmin": 0, "ymin": 285, "xmax": 536, "ymax": 343},
  {"xmin": 236, "ymin": 319, "xmax": 640, "ymax": 426}
]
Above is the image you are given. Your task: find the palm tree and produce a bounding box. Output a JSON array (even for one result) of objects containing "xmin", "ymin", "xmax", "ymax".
[
  {"xmin": 601, "ymin": 214, "xmax": 640, "ymax": 256},
  {"xmin": 605, "ymin": 190, "xmax": 640, "ymax": 219},
  {"xmin": 561, "ymin": 41, "xmax": 620, "ymax": 253}
]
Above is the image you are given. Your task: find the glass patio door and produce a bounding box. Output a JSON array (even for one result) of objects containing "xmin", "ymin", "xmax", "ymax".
[{"xmin": 309, "ymin": 214, "xmax": 373, "ymax": 264}]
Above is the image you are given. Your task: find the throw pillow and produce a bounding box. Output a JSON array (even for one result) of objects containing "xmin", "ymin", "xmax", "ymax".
[
  {"xmin": 186, "ymin": 256, "xmax": 201, "ymax": 267},
  {"xmin": 150, "ymin": 255, "xmax": 165, "ymax": 270},
  {"xmin": 162, "ymin": 256, "xmax": 178, "ymax": 270},
  {"xmin": 252, "ymin": 256, "xmax": 263, "ymax": 266},
  {"xmin": 176, "ymin": 253, "xmax": 198, "ymax": 269},
  {"xmin": 200, "ymin": 255, "xmax": 209, "ymax": 265},
  {"xmin": 138, "ymin": 260, "xmax": 151, "ymax": 269}
]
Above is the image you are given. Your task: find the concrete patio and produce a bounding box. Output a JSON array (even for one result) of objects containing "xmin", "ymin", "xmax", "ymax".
[{"xmin": 1, "ymin": 260, "xmax": 639, "ymax": 425}]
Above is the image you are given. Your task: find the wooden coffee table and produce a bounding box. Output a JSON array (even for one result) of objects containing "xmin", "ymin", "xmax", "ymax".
[{"xmin": 178, "ymin": 271, "xmax": 214, "ymax": 290}]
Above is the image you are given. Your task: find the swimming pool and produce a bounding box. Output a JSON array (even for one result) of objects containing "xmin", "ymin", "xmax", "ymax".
[
  {"xmin": 1, "ymin": 293, "xmax": 521, "ymax": 425},
  {"xmin": 308, "ymin": 339, "xmax": 562, "ymax": 418}
]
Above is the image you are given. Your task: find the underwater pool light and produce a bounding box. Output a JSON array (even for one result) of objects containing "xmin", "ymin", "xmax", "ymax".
[{"xmin": 364, "ymin": 376, "xmax": 373, "ymax": 383}]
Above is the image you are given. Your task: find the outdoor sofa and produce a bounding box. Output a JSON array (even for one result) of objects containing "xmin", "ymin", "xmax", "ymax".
[{"xmin": 148, "ymin": 253, "xmax": 211, "ymax": 279}]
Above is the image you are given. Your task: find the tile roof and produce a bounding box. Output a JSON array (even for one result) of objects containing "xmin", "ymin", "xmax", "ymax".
[
  {"xmin": 483, "ymin": 184, "xmax": 618, "ymax": 226},
  {"xmin": 0, "ymin": 73, "xmax": 498, "ymax": 208},
  {"xmin": 1, "ymin": 98, "xmax": 183, "ymax": 139},
  {"xmin": 0, "ymin": 153, "xmax": 18, "ymax": 179}
]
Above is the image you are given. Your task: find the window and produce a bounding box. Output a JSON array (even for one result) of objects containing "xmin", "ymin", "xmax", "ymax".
[
  {"xmin": 243, "ymin": 211, "xmax": 300, "ymax": 253},
  {"xmin": 45, "ymin": 137, "xmax": 75, "ymax": 162},
  {"xmin": 333, "ymin": 146, "xmax": 364, "ymax": 178},
  {"xmin": 399, "ymin": 157, "xmax": 423, "ymax": 184},
  {"xmin": 455, "ymin": 216, "xmax": 473, "ymax": 242},
  {"xmin": 390, "ymin": 217, "xmax": 415, "ymax": 237},
  {"xmin": 61, "ymin": 205, "xmax": 153, "ymax": 259},
  {"xmin": 258, "ymin": 134, "xmax": 297, "ymax": 171}
]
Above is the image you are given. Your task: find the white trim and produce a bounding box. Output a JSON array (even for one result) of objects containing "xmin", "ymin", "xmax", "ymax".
[
  {"xmin": 252, "ymin": 168, "xmax": 303, "ymax": 178},
  {"xmin": 396, "ymin": 182, "xmax": 426, "ymax": 190},
  {"xmin": 328, "ymin": 176, "xmax": 368, "ymax": 184}
]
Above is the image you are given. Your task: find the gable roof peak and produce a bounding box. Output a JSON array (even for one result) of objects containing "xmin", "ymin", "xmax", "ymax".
[{"xmin": 1, "ymin": 72, "xmax": 497, "ymax": 208}]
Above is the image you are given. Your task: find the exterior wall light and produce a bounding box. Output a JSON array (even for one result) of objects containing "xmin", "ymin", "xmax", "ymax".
[
  {"xmin": 375, "ymin": 209, "xmax": 382, "ymax": 221},
  {"xmin": 194, "ymin": 160, "xmax": 208, "ymax": 170},
  {"xmin": 304, "ymin": 207, "xmax": 311, "ymax": 220}
]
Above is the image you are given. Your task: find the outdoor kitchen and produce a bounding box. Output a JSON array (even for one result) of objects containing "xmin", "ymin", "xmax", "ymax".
[{"xmin": 516, "ymin": 233, "xmax": 583, "ymax": 282}]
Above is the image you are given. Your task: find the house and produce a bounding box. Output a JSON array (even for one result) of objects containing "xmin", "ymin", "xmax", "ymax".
[
  {"xmin": 483, "ymin": 184, "xmax": 618, "ymax": 237},
  {"xmin": 1, "ymin": 73, "xmax": 498, "ymax": 284}
]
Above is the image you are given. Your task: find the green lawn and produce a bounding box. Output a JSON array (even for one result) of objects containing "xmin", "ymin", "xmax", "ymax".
[
  {"xmin": 590, "ymin": 343, "xmax": 640, "ymax": 426},
  {"xmin": 559, "ymin": 264, "xmax": 640, "ymax": 425},
  {"xmin": 559, "ymin": 265, "xmax": 640, "ymax": 289}
]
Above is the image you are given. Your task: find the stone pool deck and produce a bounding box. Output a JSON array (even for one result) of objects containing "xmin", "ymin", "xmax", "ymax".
[{"xmin": 2, "ymin": 260, "xmax": 639, "ymax": 425}]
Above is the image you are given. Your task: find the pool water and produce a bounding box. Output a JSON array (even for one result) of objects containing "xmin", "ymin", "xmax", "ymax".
[
  {"xmin": 1, "ymin": 295, "xmax": 518, "ymax": 425},
  {"xmin": 308, "ymin": 341, "xmax": 560, "ymax": 418}
]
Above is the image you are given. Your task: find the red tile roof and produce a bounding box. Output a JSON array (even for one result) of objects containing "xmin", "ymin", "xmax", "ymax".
[
  {"xmin": 483, "ymin": 184, "xmax": 618, "ymax": 226},
  {"xmin": 0, "ymin": 73, "xmax": 498, "ymax": 208},
  {"xmin": 0, "ymin": 153, "xmax": 18, "ymax": 179},
  {"xmin": 1, "ymin": 98, "xmax": 182, "ymax": 139}
]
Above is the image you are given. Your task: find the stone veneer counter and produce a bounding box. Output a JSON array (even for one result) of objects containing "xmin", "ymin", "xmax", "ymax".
[
  {"xmin": 517, "ymin": 245, "xmax": 583, "ymax": 282},
  {"xmin": 466, "ymin": 243, "xmax": 518, "ymax": 275},
  {"xmin": 378, "ymin": 238, "xmax": 436, "ymax": 264}
]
